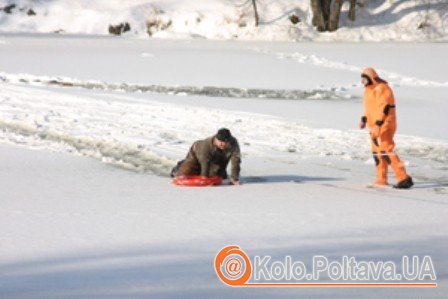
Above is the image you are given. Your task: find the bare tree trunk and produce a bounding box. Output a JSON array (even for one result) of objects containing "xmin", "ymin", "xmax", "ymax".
[
  {"xmin": 328, "ymin": 0, "xmax": 343, "ymax": 32},
  {"xmin": 252, "ymin": 0, "xmax": 259, "ymax": 26},
  {"xmin": 348, "ymin": 0, "xmax": 356, "ymax": 21},
  {"xmin": 311, "ymin": 0, "xmax": 326, "ymax": 31},
  {"xmin": 311, "ymin": 0, "xmax": 356, "ymax": 32},
  {"xmin": 321, "ymin": 0, "xmax": 331, "ymax": 27}
]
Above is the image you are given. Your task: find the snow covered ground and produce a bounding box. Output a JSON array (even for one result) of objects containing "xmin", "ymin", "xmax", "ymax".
[
  {"xmin": 0, "ymin": 34, "xmax": 447, "ymax": 298},
  {"xmin": 0, "ymin": 0, "xmax": 447, "ymax": 41}
]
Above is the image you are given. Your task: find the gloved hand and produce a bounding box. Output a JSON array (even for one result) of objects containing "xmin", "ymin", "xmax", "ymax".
[
  {"xmin": 359, "ymin": 116, "xmax": 367, "ymax": 129},
  {"xmin": 370, "ymin": 125, "xmax": 380, "ymax": 138}
]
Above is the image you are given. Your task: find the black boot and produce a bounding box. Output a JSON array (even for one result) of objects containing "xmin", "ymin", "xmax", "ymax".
[{"xmin": 393, "ymin": 176, "xmax": 414, "ymax": 189}]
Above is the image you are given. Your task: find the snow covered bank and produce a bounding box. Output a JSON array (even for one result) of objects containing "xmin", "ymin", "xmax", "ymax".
[{"xmin": 0, "ymin": 0, "xmax": 447, "ymax": 41}]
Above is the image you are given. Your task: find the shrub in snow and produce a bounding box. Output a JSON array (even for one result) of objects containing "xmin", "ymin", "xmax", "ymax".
[
  {"xmin": 2, "ymin": 3, "xmax": 16, "ymax": 14},
  {"xmin": 108, "ymin": 22, "xmax": 131, "ymax": 35},
  {"xmin": 289, "ymin": 14, "xmax": 300, "ymax": 25},
  {"xmin": 146, "ymin": 7, "xmax": 172, "ymax": 37}
]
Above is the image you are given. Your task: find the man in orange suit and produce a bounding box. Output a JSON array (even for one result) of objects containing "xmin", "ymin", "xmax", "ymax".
[{"xmin": 359, "ymin": 67, "xmax": 413, "ymax": 189}]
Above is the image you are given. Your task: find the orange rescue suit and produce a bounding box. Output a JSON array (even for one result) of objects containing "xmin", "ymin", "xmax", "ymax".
[{"xmin": 362, "ymin": 67, "xmax": 409, "ymax": 184}]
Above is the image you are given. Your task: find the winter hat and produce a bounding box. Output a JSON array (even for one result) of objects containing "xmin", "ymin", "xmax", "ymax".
[{"xmin": 216, "ymin": 128, "xmax": 232, "ymax": 142}]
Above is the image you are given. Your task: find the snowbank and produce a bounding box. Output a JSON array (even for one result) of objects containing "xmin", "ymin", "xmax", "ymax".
[{"xmin": 0, "ymin": 0, "xmax": 447, "ymax": 41}]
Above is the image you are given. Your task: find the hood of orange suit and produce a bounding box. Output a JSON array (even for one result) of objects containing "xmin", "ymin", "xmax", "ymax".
[{"xmin": 362, "ymin": 67, "xmax": 379, "ymax": 83}]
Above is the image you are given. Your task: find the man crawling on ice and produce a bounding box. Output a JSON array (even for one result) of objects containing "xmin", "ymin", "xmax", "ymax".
[{"xmin": 170, "ymin": 128, "xmax": 241, "ymax": 185}]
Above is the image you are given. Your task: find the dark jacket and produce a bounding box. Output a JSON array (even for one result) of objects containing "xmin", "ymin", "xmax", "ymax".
[{"xmin": 184, "ymin": 135, "xmax": 241, "ymax": 180}]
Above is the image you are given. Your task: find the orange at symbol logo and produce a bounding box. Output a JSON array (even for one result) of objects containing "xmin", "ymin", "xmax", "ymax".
[{"xmin": 214, "ymin": 245, "xmax": 252, "ymax": 286}]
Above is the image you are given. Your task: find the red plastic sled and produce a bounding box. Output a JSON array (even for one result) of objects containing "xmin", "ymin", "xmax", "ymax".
[{"xmin": 172, "ymin": 176, "xmax": 223, "ymax": 187}]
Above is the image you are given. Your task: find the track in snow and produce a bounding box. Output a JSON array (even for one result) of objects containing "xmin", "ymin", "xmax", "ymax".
[
  {"xmin": 0, "ymin": 72, "xmax": 352, "ymax": 101},
  {"xmin": 0, "ymin": 81, "xmax": 447, "ymax": 181}
]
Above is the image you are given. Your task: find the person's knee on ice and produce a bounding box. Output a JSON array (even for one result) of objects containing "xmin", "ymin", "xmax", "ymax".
[{"xmin": 174, "ymin": 159, "xmax": 200, "ymax": 177}]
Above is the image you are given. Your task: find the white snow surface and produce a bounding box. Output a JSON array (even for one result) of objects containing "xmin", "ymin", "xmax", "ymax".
[
  {"xmin": 0, "ymin": 0, "xmax": 447, "ymax": 41},
  {"xmin": 0, "ymin": 35, "xmax": 447, "ymax": 298}
]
